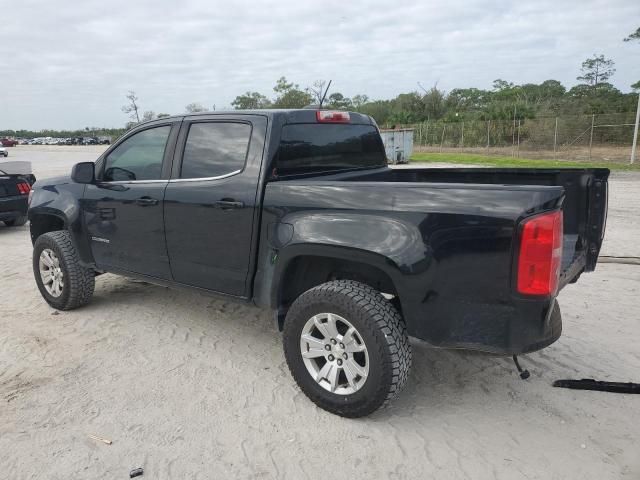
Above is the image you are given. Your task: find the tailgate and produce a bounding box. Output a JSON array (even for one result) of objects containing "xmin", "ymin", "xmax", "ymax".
[{"xmin": 554, "ymin": 169, "xmax": 609, "ymax": 286}]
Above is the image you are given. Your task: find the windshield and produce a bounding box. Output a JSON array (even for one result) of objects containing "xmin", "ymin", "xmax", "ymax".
[{"xmin": 276, "ymin": 123, "xmax": 386, "ymax": 176}]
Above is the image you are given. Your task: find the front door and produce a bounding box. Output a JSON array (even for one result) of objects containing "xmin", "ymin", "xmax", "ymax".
[
  {"xmin": 82, "ymin": 122, "xmax": 178, "ymax": 279},
  {"xmin": 163, "ymin": 115, "xmax": 266, "ymax": 296}
]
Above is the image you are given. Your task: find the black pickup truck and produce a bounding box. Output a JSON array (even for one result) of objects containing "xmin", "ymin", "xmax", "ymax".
[{"xmin": 28, "ymin": 110, "xmax": 609, "ymax": 417}]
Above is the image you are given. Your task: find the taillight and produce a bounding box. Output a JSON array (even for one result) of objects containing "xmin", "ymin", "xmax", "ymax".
[
  {"xmin": 316, "ymin": 110, "xmax": 350, "ymax": 123},
  {"xmin": 17, "ymin": 182, "xmax": 31, "ymax": 195},
  {"xmin": 517, "ymin": 210, "xmax": 563, "ymax": 296}
]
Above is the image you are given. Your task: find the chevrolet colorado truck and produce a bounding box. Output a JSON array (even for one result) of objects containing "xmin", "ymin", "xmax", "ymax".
[{"xmin": 28, "ymin": 110, "xmax": 609, "ymax": 417}]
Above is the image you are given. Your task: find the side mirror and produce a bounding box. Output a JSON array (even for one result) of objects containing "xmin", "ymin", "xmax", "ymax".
[{"xmin": 71, "ymin": 162, "xmax": 95, "ymax": 184}]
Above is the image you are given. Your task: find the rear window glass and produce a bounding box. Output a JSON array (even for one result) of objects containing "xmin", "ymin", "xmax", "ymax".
[
  {"xmin": 181, "ymin": 122, "xmax": 251, "ymax": 179},
  {"xmin": 276, "ymin": 124, "xmax": 386, "ymax": 175}
]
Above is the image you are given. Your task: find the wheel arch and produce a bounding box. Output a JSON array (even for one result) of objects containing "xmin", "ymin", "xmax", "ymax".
[
  {"xmin": 29, "ymin": 212, "xmax": 66, "ymax": 244},
  {"xmin": 271, "ymin": 245, "xmax": 403, "ymax": 330}
]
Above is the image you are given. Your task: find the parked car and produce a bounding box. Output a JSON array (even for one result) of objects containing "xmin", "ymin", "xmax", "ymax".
[
  {"xmin": 1, "ymin": 138, "xmax": 18, "ymax": 147},
  {"xmin": 1, "ymin": 162, "xmax": 35, "ymax": 227},
  {"xmin": 0, "ymin": 145, "xmax": 8, "ymax": 157},
  {"xmin": 27, "ymin": 110, "xmax": 609, "ymax": 417}
]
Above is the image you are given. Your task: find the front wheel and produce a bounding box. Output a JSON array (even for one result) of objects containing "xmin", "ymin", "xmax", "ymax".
[
  {"xmin": 283, "ymin": 280, "xmax": 412, "ymax": 417},
  {"xmin": 33, "ymin": 231, "xmax": 95, "ymax": 310}
]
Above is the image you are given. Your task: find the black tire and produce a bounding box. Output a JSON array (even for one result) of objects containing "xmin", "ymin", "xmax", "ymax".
[
  {"xmin": 33, "ymin": 231, "xmax": 95, "ymax": 310},
  {"xmin": 283, "ymin": 280, "xmax": 412, "ymax": 417},
  {"xmin": 4, "ymin": 216, "xmax": 27, "ymax": 227}
]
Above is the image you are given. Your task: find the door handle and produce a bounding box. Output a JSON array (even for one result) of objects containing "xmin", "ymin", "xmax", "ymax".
[
  {"xmin": 214, "ymin": 199, "xmax": 244, "ymax": 210},
  {"xmin": 136, "ymin": 197, "xmax": 159, "ymax": 206}
]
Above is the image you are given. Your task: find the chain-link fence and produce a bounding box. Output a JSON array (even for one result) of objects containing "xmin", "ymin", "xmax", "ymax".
[{"xmin": 396, "ymin": 113, "xmax": 638, "ymax": 163}]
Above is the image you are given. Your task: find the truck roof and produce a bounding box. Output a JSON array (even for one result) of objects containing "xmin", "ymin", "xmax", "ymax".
[{"xmin": 138, "ymin": 109, "xmax": 376, "ymax": 127}]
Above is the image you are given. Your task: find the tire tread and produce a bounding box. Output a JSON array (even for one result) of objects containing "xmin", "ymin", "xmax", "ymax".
[
  {"xmin": 34, "ymin": 231, "xmax": 94, "ymax": 310},
  {"xmin": 283, "ymin": 280, "xmax": 412, "ymax": 417}
]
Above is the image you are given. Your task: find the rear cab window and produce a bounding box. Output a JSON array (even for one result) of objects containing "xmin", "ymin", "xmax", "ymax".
[
  {"xmin": 180, "ymin": 122, "xmax": 252, "ymax": 179},
  {"xmin": 275, "ymin": 122, "xmax": 386, "ymax": 176}
]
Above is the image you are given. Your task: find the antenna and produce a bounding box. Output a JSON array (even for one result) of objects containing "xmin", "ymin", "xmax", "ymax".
[{"xmin": 319, "ymin": 80, "xmax": 332, "ymax": 108}]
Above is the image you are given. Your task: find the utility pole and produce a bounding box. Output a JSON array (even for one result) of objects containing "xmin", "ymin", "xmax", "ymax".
[{"xmin": 631, "ymin": 93, "xmax": 640, "ymax": 164}]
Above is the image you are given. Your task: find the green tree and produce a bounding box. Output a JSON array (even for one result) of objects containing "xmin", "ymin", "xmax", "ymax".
[
  {"xmin": 492, "ymin": 79, "xmax": 514, "ymax": 91},
  {"xmin": 351, "ymin": 94, "xmax": 369, "ymax": 109},
  {"xmin": 623, "ymin": 27, "xmax": 640, "ymax": 42},
  {"xmin": 272, "ymin": 77, "xmax": 312, "ymax": 108},
  {"xmin": 185, "ymin": 103, "xmax": 208, "ymax": 113},
  {"xmin": 326, "ymin": 92, "xmax": 352, "ymax": 109},
  {"xmin": 624, "ymin": 28, "xmax": 640, "ymax": 91},
  {"xmin": 141, "ymin": 111, "xmax": 156, "ymax": 122},
  {"xmin": 577, "ymin": 55, "xmax": 616, "ymax": 86},
  {"xmin": 422, "ymin": 87, "xmax": 447, "ymax": 120},
  {"xmin": 157, "ymin": 113, "xmax": 171, "ymax": 118},
  {"xmin": 231, "ymin": 92, "xmax": 271, "ymax": 109}
]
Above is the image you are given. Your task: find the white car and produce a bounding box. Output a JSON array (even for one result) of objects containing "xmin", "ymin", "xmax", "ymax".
[{"xmin": 0, "ymin": 146, "xmax": 8, "ymax": 157}]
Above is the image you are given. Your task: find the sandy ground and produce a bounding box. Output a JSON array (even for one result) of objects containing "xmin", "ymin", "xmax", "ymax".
[{"xmin": 1, "ymin": 146, "xmax": 639, "ymax": 479}]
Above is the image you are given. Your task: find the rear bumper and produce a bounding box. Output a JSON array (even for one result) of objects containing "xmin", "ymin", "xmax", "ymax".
[
  {"xmin": 405, "ymin": 298, "xmax": 562, "ymax": 355},
  {"xmin": 0, "ymin": 195, "xmax": 28, "ymax": 220}
]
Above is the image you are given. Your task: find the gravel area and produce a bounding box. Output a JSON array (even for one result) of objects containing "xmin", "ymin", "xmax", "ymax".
[{"xmin": 1, "ymin": 146, "xmax": 638, "ymax": 479}]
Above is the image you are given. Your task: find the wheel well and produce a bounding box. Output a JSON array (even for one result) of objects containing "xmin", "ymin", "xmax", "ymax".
[
  {"xmin": 276, "ymin": 255, "xmax": 400, "ymax": 329},
  {"xmin": 29, "ymin": 214, "xmax": 65, "ymax": 244}
]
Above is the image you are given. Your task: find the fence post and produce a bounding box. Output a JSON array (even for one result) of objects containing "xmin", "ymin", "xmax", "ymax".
[
  {"xmin": 631, "ymin": 93, "xmax": 640, "ymax": 164},
  {"xmin": 425, "ymin": 121, "xmax": 430, "ymax": 147},
  {"xmin": 512, "ymin": 110, "xmax": 516, "ymax": 158},
  {"xmin": 588, "ymin": 114, "xmax": 595, "ymax": 161},
  {"xmin": 486, "ymin": 120, "xmax": 490, "ymax": 156},
  {"xmin": 440, "ymin": 125, "xmax": 446, "ymax": 153},
  {"xmin": 517, "ymin": 120, "xmax": 521, "ymax": 158},
  {"xmin": 553, "ymin": 117, "xmax": 558, "ymax": 160},
  {"xmin": 461, "ymin": 121, "xmax": 464, "ymax": 148}
]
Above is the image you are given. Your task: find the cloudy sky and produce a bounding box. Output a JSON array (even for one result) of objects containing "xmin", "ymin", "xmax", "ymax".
[{"xmin": 0, "ymin": 0, "xmax": 638, "ymax": 130}]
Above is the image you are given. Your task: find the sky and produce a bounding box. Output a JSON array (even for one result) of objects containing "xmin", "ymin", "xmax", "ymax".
[{"xmin": 0, "ymin": 0, "xmax": 638, "ymax": 130}]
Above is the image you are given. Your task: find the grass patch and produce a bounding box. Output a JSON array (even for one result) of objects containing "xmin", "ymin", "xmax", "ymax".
[{"xmin": 411, "ymin": 152, "xmax": 640, "ymax": 171}]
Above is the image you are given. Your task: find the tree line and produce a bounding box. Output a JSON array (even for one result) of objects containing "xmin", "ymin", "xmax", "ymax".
[{"xmin": 3, "ymin": 27, "xmax": 637, "ymax": 140}]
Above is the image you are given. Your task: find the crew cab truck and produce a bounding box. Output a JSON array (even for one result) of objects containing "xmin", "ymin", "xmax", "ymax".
[{"xmin": 28, "ymin": 110, "xmax": 609, "ymax": 417}]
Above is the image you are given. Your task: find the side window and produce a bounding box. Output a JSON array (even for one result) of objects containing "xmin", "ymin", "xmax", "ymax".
[
  {"xmin": 103, "ymin": 126, "xmax": 171, "ymax": 181},
  {"xmin": 181, "ymin": 122, "xmax": 251, "ymax": 179}
]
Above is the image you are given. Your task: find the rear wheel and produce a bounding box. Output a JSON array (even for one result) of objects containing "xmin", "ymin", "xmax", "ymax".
[
  {"xmin": 283, "ymin": 280, "xmax": 412, "ymax": 417},
  {"xmin": 4, "ymin": 216, "xmax": 27, "ymax": 227},
  {"xmin": 33, "ymin": 231, "xmax": 95, "ymax": 310}
]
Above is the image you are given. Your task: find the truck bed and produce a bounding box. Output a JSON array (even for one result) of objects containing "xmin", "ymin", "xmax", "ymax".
[{"xmin": 318, "ymin": 166, "xmax": 609, "ymax": 281}]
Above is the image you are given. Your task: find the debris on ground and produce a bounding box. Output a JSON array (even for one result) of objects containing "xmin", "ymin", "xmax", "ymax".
[
  {"xmin": 553, "ymin": 379, "xmax": 640, "ymax": 394},
  {"xmin": 88, "ymin": 434, "xmax": 112, "ymax": 445},
  {"xmin": 129, "ymin": 467, "xmax": 144, "ymax": 478}
]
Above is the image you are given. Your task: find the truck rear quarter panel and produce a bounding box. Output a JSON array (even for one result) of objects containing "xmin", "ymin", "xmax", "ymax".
[{"xmin": 257, "ymin": 180, "xmax": 565, "ymax": 354}]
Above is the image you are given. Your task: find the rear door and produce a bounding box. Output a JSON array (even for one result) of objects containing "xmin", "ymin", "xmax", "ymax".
[
  {"xmin": 164, "ymin": 115, "xmax": 267, "ymax": 296},
  {"xmin": 82, "ymin": 121, "xmax": 179, "ymax": 279}
]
